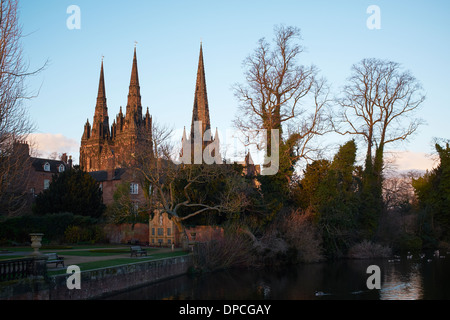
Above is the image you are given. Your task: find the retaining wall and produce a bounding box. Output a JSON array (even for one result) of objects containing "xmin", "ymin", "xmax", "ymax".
[{"xmin": 1, "ymin": 255, "xmax": 193, "ymax": 300}]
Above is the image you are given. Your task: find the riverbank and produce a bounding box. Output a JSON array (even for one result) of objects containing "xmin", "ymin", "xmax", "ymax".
[{"xmin": 0, "ymin": 245, "xmax": 193, "ymax": 300}]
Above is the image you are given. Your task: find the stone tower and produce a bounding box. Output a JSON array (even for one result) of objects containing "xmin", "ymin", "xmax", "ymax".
[
  {"xmin": 181, "ymin": 43, "xmax": 221, "ymax": 164},
  {"xmin": 80, "ymin": 48, "xmax": 152, "ymax": 172}
]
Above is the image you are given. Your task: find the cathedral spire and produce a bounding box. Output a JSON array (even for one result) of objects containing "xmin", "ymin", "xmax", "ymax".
[
  {"xmin": 92, "ymin": 59, "xmax": 109, "ymax": 138},
  {"xmin": 126, "ymin": 46, "xmax": 142, "ymax": 121},
  {"xmin": 97, "ymin": 59, "xmax": 106, "ymax": 101},
  {"xmin": 190, "ymin": 42, "xmax": 211, "ymax": 143}
]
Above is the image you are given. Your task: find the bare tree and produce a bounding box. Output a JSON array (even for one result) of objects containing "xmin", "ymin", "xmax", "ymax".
[
  {"xmin": 335, "ymin": 58, "xmax": 425, "ymax": 167},
  {"xmin": 132, "ymin": 120, "xmax": 250, "ymax": 247},
  {"xmin": 233, "ymin": 25, "xmax": 331, "ymax": 165},
  {"xmin": 334, "ymin": 58, "xmax": 425, "ymax": 238},
  {"xmin": 0, "ymin": 0, "xmax": 46, "ymax": 216}
]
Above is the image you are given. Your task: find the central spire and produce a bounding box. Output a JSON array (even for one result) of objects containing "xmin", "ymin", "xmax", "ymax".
[
  {"xmin": 190, "ymin": 43, "xmax": 211, "ymax": 142},
  {"xmin": 93, "ymin": 59, "xmax": 109, "ymax": 138},
  {"xmin": 126, "ymin": 46, "xmax": 142, "ymax": 120}
]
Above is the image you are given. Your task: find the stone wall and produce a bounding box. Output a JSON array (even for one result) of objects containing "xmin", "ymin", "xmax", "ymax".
[{"xmin": 1, "ymin": 255, "xmax": 193, "ymax": 300}]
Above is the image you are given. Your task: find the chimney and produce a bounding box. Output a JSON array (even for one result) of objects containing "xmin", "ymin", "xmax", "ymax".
[{"xmin": 68, "ymin": 155, "xmax": 73, "ymax": 169}]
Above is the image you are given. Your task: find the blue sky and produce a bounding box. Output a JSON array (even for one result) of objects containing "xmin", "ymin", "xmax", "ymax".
[{"xmin": 19, "ymin": 0, "xmax": 450, "ymax": 170}]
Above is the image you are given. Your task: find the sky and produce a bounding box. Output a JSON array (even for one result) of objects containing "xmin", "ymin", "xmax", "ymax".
[{"xmin": 18, "ymin": 0, "xmax": 450, "ymax": 172}]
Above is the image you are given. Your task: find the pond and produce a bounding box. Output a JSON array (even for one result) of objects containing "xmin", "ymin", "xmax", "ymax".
[{"xmin": 103, "ymin": 253, "xmax": 450, "ymax": 300}]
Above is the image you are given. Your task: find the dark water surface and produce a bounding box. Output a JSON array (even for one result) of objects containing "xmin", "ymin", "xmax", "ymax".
[{"xmin": 103, "ymin": 254, "xmax": 450, "ymax": 300}]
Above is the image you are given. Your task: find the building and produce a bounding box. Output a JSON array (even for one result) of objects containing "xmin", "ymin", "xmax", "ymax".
[
  {"xmin": 80, "ymin": 44, "xmax": 257, "ymax": 245},
  {"xmin": 149, "ymin": 211, "xmax": 224, "ymax": 247},
  {"xmin": 88, "ymin": 168, "xmax": 147, "ymax": 206},
  {"xmin": 3, "ymin": 141, "xmax": 72, "ymax": 215},
  {"xmin": 180, "ymin": 43, "xmax": 221, "ymax": 164},
  {"xmin": 80, "ymin": 47, "xmax": 152, "ymax": 173},
  {"xmin": 29, "ymin": 153, "xmax": 72, "ymax": 197}
]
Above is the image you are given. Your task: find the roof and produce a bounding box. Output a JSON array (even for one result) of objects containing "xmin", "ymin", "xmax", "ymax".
[
  {"xmin": 88, "ymin": 168, "xmax": 127, "ymax": 182},
  {"xmin": 31, "ymin": 157, "xmax": 67, "ymax": 174}
]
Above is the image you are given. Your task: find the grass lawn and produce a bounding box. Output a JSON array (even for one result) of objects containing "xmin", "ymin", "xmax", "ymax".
[
  {"xmin": 47, "ymin": 251, "xmax": 190, "ymax": 276},
  {"xmin": 51, "ymin": 248, "xmax": 156, "ymax": 257}
]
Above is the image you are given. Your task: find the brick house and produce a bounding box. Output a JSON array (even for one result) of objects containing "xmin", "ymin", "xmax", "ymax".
[
  {"xmin": 88, "ymin": 168, "xmax": 147, "ymax": 206},
  {"xmin": 28, "ymin": 154, "xmax": 72, "ymax": 197}
]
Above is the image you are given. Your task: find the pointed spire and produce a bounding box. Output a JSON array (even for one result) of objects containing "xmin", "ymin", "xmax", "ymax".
[
  {"xmin": 130, "ymin": 46, "xmax": 140, "ymax": 87},
  {"xmin": 182, "ymin": 126, "xmax": 187, "ymax": 141},
  {"xmin": 190, "ymin": 42, "xmax": 211, "ymax": 143},
  {"xmin": 97, "ymin": 59, "xmax": 106, "ymax": 100},
  {"xmin": 92, "ymin": 59, "xmax": 109, "ymax": 138},
  {"xmin": 126, "ymin": 46, "xmax": 142, "ymax": 121}
]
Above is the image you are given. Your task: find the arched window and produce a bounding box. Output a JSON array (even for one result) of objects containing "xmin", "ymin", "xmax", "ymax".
[
  {"xmin": 58, "ymin": 164, "xmax": 65, "ymax": 173},
  {"xmin": 43, "ymin": 162, "xmax": 50, "ymax": 172}
]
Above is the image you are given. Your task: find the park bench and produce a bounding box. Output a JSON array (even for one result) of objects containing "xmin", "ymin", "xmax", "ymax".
[
  {"xmin": 45, "ymin": 253, "xmax": 65, "ymax": 268},
  {"xmin": 130, "ymin": 246, "xmax": 147, "ymax": 257}
]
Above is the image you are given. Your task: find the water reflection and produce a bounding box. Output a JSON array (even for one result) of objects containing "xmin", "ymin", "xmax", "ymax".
[
  {"xmin": 380, "ymin": 262, "xmax": 423, "ymax": 300},
  {"xmin": 103, "ymin": 255, "xmax": 450, "ymax": 300}
]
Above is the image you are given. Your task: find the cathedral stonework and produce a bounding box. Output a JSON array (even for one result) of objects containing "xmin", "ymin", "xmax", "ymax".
[{"xmin": 80, "ymin": 48, "xmax": 152, "ymax": 172}]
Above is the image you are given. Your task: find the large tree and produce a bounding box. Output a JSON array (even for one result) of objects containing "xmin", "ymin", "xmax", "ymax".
[
  {"xmin": 0, "ymin": 0, "xmax": 46, "ymax": 216},
  {"xmin": 234, "ymin": 24, "xmax": 330, "ymax": 166},
  {"xmin": 335, "ymin": 58, "xmax": 425, "ymax": 238},
  {"xmin": 131, "ymin": 121, "xmax": 251, "ymax": 247},
  {"xmin": 413, "ymin": 142, "xmax": 450, "ymax": 245},
  {"xmin": 233, "ymin": 25, "xmax": 331, "ymax": 212},
  {"xmin": 33, "ymin": 167, "xmax": 105, "ymax": 218},
  {"xmin": 295, "ymin": 140, "xmax": 360, "ymax": 256}
]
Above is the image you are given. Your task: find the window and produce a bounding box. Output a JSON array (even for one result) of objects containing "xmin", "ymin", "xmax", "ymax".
[
  {"xmin": 130, "ymin": 183, "xmax": 139, "ymax": 195},
  {"xmin": 99, "ymin": 183, "xmax": 103, "ymax": 192},
  {"xmin": 157, "ymin": 228, "xmax": 164, "ymax": 236},
  {"xmin": 44, "ymin": 179, "xmax": 50, "ymax": 190},
  {"xmin": 167, "ymin": 228, "xmax": 171, "ymax": 236},
  {"xmin": 58, "ymin": 164, "xmax": 65, "ymax": 173},
  {"xmin": 43, "ymin": 162, "xmax": 50, "ymax": 172},
  {"xmin": 168, "ymin": 239, "xmax": 171, "ymax": 244},
  {"xmin": 152, "ymin": 228, "xmax": 155, "ymax": 236}
]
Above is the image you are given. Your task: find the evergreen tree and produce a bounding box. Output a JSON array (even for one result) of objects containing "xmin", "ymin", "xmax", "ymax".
[
  {"xmin": 413, "ymin": 142, "xmax": 450, "ymax": 244},
  {"xmin": 316, "ymin": 140, "xmax": 360, "ymax": 256},
  {"xmin": 33, "ymin": 167, "xmax": 105, "ymax": 218},
  {"xmin": 296, "ymin": 140, "xmax": 360, "ymax": 256},
  {"xmin": 358, "ymin": 145, "xmax": 384, "ymax": 240}
]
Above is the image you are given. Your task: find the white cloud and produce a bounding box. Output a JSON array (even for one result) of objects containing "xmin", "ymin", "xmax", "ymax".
[
  {"xmin": 386, "ymin": 150, "xmax": 438, "ymax": 173},
  {"xmin": 27, "ymin": 133, "xmax": 80, "ymax": 164}
]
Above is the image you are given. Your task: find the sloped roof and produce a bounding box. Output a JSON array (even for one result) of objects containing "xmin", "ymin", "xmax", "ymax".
[{"xmin": 31, "ymin": 157, "xmax": 67, "ymax": 173}]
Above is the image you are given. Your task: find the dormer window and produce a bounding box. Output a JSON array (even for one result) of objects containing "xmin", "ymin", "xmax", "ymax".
[
  {"xmin": 58, "ymin": 164, "xmax": 65, "ymax": 173},
  {"xmin": 43, "ymin": 162, "xmax": 50, "ymax": 172}
]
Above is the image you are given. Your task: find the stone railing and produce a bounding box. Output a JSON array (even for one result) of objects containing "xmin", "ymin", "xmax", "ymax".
[{"xmin": 0, "ymin": 258, "xmax": 35, "ymax": 282}]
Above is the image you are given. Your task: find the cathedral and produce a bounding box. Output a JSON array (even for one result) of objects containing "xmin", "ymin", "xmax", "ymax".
[
  {"xmin": 80, "ymin": 47, "xmax": 152, "ymax": 172},
  {"xmin": 80, "ymin": 43, "xmax": 221, "ymax": 172},
  {"xmin": 79, "ymin": 43, "xmax": 259, "ymax": 245}
]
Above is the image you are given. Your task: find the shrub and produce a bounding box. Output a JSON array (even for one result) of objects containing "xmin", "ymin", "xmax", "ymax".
[
  {"xmin": 0, "ymin": 212, "xmax": 100, "ymax": 244},
  {"xmin": 347, "ymin": 240, "xmax": 392, "ymax": 259},
  {"xmin": 395, "ymin": 233, "xmax": 423, "ymax": 254},
  {"xmin": 193, "ymin": 232, "xmax": 257, "ymax": 272},
  {"xmin": 278, "ymin": 209, "xmax": 324, "ymax": 263},
  {"xmin": 64, "ymin": 224, "xmax": 108, "ymax": 244}
]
